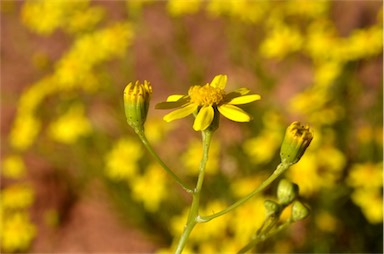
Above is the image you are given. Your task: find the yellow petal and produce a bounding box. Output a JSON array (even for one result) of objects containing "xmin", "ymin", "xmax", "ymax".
[
  {"xmin": 218, "ymin": 104, "xmax": 251, "ymax": 122},
  {"xmin": 163, "ymin": 104, "xmax": 197, "ymax": 122},
  {"xmin": 156, "ymin": 97, "xmax": 189, "ymax": 109},
  {"xmin": 227, "ymin": 94, "xmax": 261, "ymax": 105},
  {"xmin": 193, "ymin": 106, "xmax": 214, "ymax": 131},
  {"xmin": 167, "ymin": 95, "xmax": 184, "ymax": 102},
  {"xmin": 210, "ymin": 74, "xmax": 227, "ymax": 89}
]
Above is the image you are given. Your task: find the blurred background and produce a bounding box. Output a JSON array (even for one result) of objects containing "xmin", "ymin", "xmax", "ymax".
[{"xmin": 1, "ymin": 0, "xmax": 383, "ymax": 253}]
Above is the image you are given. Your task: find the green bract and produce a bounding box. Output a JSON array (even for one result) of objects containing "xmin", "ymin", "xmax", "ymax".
[{"xmin": 277, "ymin": 179, "xmax": 299, "ymax": 206}]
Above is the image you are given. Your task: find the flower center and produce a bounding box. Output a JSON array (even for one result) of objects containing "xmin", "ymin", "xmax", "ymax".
[{"xmin": 188, "ymin": 84, "xmax": 225, "ymax": 106}]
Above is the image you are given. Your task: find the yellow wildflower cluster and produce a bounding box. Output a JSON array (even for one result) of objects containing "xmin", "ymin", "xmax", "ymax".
[
  {"xmin": 206, "ymin": 0, "xmax": 268, "ymax": 23},
  {"xmin": 0, "ymin": 184, "xmax": 36, "ymax": 253},
  {"xmin": 9, "ymin": 21, "xmax": 133, "ymax": 150},
  {"xmin": 167, "ymin": 0, "xmax": 201, "ymax": 16},
  {"xmin": 2, "ymin": 155, "xmax": 26, "ymax": 179},
  {"xmin": 347, "ymin": 163, "xmax": 383, "ymax": 224},
  {"xmin": 48, "ymin": 104, "xmax": 92, "ymax": 144},
  {"xmin": 243, "ymin": 111, "xmax": 284, "ymax": 165},
  {"xmin": 104, "ymin": 138, "xmax": 143, "ymax": 181},
  {"xmin": 260, "ymin": 23, "xmax": 303, "ymax": 59},
  {"xmin": 131, "ymin": 164, "xmax": 168, "ymax": 212},
  {"xmin": 21, "ymin": 0, "xmax": 104, "ymax": 35},
  {"xmin": 105, "ymin": 119, "xmax": 174, "ymax": 212}
]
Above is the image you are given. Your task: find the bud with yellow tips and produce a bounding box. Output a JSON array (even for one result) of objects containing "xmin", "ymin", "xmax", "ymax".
[
  {"xmin": 280, "ymin": 121, "xmax": 313, "ymax": 165},
  {"xmin": 124, "ymin": 80, "xmax": 152, "ymax": 134}
]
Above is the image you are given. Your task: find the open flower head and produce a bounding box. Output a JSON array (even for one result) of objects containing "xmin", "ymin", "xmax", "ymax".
[{"xmin": 156, "ymin": 74, "xmax": 261, "ymax": 131}]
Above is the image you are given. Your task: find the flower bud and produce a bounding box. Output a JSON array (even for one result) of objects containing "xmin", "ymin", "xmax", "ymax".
[
  {"xmin": 277, "ymin": 179, "xmax": 299, "ymax": 206},
  {"xmin": 291, "ymin": 200, "xmax": 310, "ymax": 222},
  {"xmin": 124, "ymin": 80, "xmax": 152, "ymax": 133},
  {"xmin": 264, "ymin": 200, "xmax": 282, "ymax": 218},
  {"xmin": 280, "ymin": 121, "xmax": 313, "ymax": 165}
]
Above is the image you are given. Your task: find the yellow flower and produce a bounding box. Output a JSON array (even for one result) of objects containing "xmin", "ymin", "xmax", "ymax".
[
  {"xmin": 1, "ymin": 184, "xmax": 34, "ymax": 209},
  {"xmin": 2, "ymin": 155, "xmax": 26, "ymax": 179},
  {"xmin": 130, "ymin": 164, "xmax": 167, "ymax": 212},
  {"xmin": 48, "ymin": 104, "xmax": 92, "ymax": 144},
  {"xmin": 104, "ymin": 138, "xmax": 143, "ymax": 181},
  {"xmin": 351, "ymin": 188, "xmax": 383, "ymax": 224},
  {"xmin": 316, "ymin": 211, "xmax": 338, "ymax": 233},
  {"xmin": 167, "ymin": 0, "xmax": 201, "ymax": 16},
  {"xmin": 260, "ymin": 23, "xmax": 303, "ymax": 59},
  {"xmin": 347, "ymin": 163, "xmax": 383, "ymax": 189},
  {"xmin": 0, "ymin": 211, "xmax": 36, "ymax": 253},
  {"xmin": 9, "ymin": 113, "xmax": 41, "ymax": 151},
  {"xmin": 156, "ymin": 74, "xmax": 261, "ymax": 131}
]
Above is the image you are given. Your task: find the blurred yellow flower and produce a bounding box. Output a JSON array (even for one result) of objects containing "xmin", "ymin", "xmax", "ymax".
[
  {"xmin": 48, "ymin": 104, "xmax": 92, "ymax": 144},
  {"xmin": 347, "ymin": 163, "xmax": 383, "ymax": 189},
  {"xmin": 9, "ymin": 113, "xmax": 41, "ymax": 151},
  {"xmin": 131, "ymin": 164, "xmax": 168, "ymax": 212},
  {"xmin": 351, "ymin": 188, "xmax": 383, "ymax": 224},
  {"xmin": 0, "ymin": 212, "xmax": 36, "ymax": 253},
  {"xmin": 167, "ymin": 0, "xmax": 201, "ymax": 16},
  {"xmin": 145, "ymin": 118, "xmax": 174, "ymax": 144},
  {"xmin": 21, "ymin": 0, "xmax": 104, "ymax": 36},
  {"xmin": 206, "ymin": 0, "xmax": 268, "ymax": 23},
  {"xmin": 191, "ymin": 201, "xmax": 229, "ymax": 242},
  {"xmin": 230, "ymin": 176, "xmax": 267, "ymax": 198},
  {"xmin": 243, "ymin": 131, "xmax": 281, "ymax": 164},
  {"xmin": 104, "ymin": 138, "xmax": 143, "ymax": 181},
  {"xmin": 65, "ymin": 6, "xmax": 104, "ymax": 34},
  {"xmin": 315, "ymin": 211, "xmax": 338, "ymax": 233},
  {"xmin": 338, "ymin": 26, "xmax": 383, "ymax": 61},
  {"xmin": 305, "ymin": 20, "xmax": 339, "ymax": 61},
  {"xmin": 54, "ymin": 22, "xmax": 133, "ymax": 89},
  {"xmin": 18, "ymin": 76, "xmax": 55, "ymax": 115},
  {"xmin": 284, "ymin": 0, "xmax": 329, "ymax": 18},
  {"xmin": 347, "ymin": 162, "xmax": 383, "ymax": 223},
  {"xmin": 156, "ymin": 74, "xmax": 261, "ymax": 131},
  {"xmin": 1, "ymin": 185, "xmax": 34, "ymax": 209},
  {"xmin": 21, "ymin": 0, "xmax": 91, "ymax": 35},
  {"xmin": 260, "ymin": 24, "xmax": 303, "ymax": 59},
  {"xmin": 317, "ymin": 146, "xmax": 346, "ymax": 185},
  {"xmin": 287, "ymin": 152, "xmax": 322, "ymax": 197},
  {"xmin": 1, "ymin": 155, "xmax": 26, "ymax": 179},
  {"xmin": 314, "ymin": 61, "xmax": 342, "ymax": 88},
  {"xmin": 182, "ymin": 139, "xmax": 220, "ymax": 175},
  {"xmin": 229, "ymin": 196, "xmax": 265, "ymax": 244},
  {"xmin": 169, "ymin": 201, "xmax": 233, "ymax": 252}
]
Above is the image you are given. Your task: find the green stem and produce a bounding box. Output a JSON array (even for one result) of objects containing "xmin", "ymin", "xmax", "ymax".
[
  {"xmin": 137, "ymin": 131, "xmax": 193, "ymax": 193},
  {"xmin": 175, "ymin": 130, "xmax": 213, "ymax": 254},
  {"xmin": 238, "ymin": 219, "xmax": 292, "ymax": 253},
  {"xmin": 198, "ymin": 162, "xmax": 290, "ymax": 223}
]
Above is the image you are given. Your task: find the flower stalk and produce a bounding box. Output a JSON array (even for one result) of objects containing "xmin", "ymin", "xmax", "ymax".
[{"xmin": 175, "ymin": 128, "xmax": 214, "ymax": 254}]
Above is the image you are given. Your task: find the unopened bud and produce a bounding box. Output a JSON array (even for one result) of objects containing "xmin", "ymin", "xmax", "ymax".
[
  {"xmin": 124, "ymin": 80, "xmax": 152, "ymax": 133},
  {"xmin": 291, "ymin": 200, "xmax": 310, "ymax": 222},
  {"xmin": 264, "ymin": 200, "xmax": 282, "ymax": 218},
  {"xmin": 277, "ymin": 179, "xmax": 299, "ymax": 206},
  {"xmin": 280, "ymin": 121, "xmax": 313, "ymax": 165}
]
